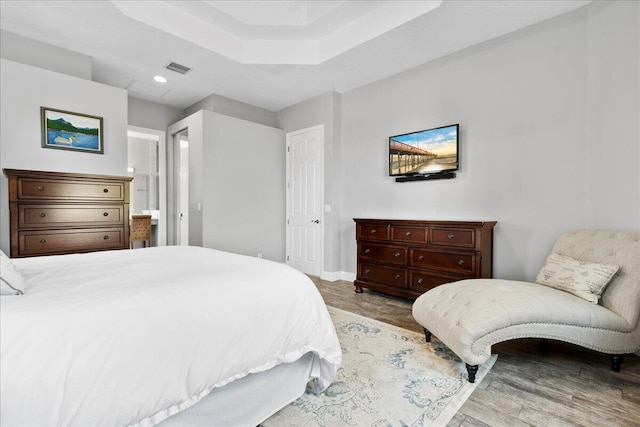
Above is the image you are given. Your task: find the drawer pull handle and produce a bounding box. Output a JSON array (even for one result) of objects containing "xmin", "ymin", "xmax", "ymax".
[
  {"xmin": 364, "ymin": 269, "xmax": 371, "ymax": 274},
  {"xmin": 418, "ymin": 255, "xmax": 425, "ymax": 261},
  {"xmin": 448, "ymin": 234, "xmax": 455, "ymax": 239},
  {"xmin": 405, "ymin": 231, "xmax": 412, "ymax": 236},
  {"xmin": 418, "ymin": 278, "xmax": 424, "ymax": 284},
  {"xmin": 39, "ymin": 212, "xmax": 46, "ymax": 217},
  {"xmin": 103, "ymin": 212, "xmax": 109, "ymax": 217},
  {"xmin": 103, "ymin": 235, "xmax": 109, "ymax": 240},
  {"xmin": 103, "ymin": 188, "xmax": 109, "ymax": 193},
  {"xmin": 370, "ymin": 229, "xmax": 377, "ymax": 234},
  {"xmin": 364, "ymin": 248, "xmax": 371, "ymax": 254},
  {"xmin": 458, "ymin": 259, "xmax": 465, "ymax": 265},
  {"xmin": 37, "ymin": 185, "xmax": 44, "ymax": 191},
  {"xmin": 394, "ymin": 252, "xmax": 401, "ymax": 257},
  {"xmin": 39, "ymin": 239, "xmax": 46, "ymax": 244},
  {"xmin": 394, "ymin": 274, "xmax": 401, "ymax": 280}
]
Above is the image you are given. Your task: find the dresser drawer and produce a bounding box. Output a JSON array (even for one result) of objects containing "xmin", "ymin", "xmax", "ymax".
[
  {"xmin": 353, "ymin": 218, "xmax": 495, "ymax": 300},
  {"xmin": 18, "ymin": 228, "xmax": 126, "ymax": 256},
  {"xmin": 391, "ymin": 226, "xmax": 427, "ymax": 244},
  {"xmin": 19, "ymin": 204, "xmax": 125, "ymax": 228},
  {"xmin": 359, "ymin": 263, "xmax": 407, "ymax": 288},
  {"xmin": 357, "ymin": 223, "xmax": 390, "ymax": 241},
  {"xmin": 411, "ymin": 249, "xmax": 476, "ymax": 274},
  {"xmin": 18, "ymin": 178, "xmax": 125, "ymax": 202},
  {"xmin": 409, "ymin": 270, "xmax": 465, "ymax": 294},
  {"xmin": 358, "ymin": 243, "xmax": 407, "ymax": 265},
  {"xmin": 430, "ymin": 227, "xmax": 475, "ymax": 248}
]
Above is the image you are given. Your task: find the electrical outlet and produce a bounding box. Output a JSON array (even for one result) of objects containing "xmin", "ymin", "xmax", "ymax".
[{"xmin": 257, "ymin": 253, "xmax": 262, "ymax": 259}]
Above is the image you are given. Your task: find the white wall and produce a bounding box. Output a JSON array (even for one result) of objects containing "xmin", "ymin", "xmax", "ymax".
[
  {"xmin": 186, "ymin": 93, "xmax": 277, "ymax": 128},
  {"xmin": 128, "ymin": 97, "xmax": 184, "ymax": 132},
  {"xmin": 166, "ymin": 111, "xmax": 285, "ymax": 261},
  {"xmin": 337, "ymin": 0, "xmax": 639, "ymax": 280},
  {"xmin": 584, "ymin": 0, "xmax": 640, "ymax": 229},
  {"xmin": 0, "ymin": 30, "xmax": 91, "ymax": 80},
  {"xmin": 201, "ymin": 111, "xmax": 285, "ymax": 262},
  {"xmin": 0, "ymin": 59, "xmax": 129, "ymax": 254}
]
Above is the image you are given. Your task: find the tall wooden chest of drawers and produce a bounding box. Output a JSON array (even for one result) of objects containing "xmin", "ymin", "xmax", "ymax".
[
  {"xmin": 354, "ymin": 218, "xmax": 496, "ymax": 300},
  {"xmin": 4, "ymin": 169, "xmax": 133, "ymax": 257}
]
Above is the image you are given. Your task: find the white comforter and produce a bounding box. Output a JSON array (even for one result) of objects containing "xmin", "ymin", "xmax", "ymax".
[{"xmin": 0, "ymin": 246, "xmax": 341, "ymax": 426}]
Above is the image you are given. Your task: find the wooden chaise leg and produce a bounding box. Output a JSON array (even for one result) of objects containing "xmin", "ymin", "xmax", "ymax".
[
  {"xmin": 610, "ymin": 354, "xmax": 624, "ymax": 372},
  {"xmin": 466, "ymin": 364, "xmax": 478, "ymax": 383},
  {"xmin": 421, "ymin": 328, "xmax": 477, "ymax": 382}
]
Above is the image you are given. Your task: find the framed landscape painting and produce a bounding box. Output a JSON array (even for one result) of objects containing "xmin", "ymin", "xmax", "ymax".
[{"xmin": 41, "ymin": 107, "xmax": 103, "ymax": 154}]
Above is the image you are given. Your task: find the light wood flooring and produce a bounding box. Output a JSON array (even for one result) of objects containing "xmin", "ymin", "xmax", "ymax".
[{"xmin": 310, "ymin": 277, "xmax": 640, "ymax": 427}]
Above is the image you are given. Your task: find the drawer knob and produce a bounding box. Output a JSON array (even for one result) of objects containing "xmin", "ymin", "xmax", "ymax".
[
  {"xmin": 448, "ymin": 234, "xmax": 455, "ymax": 239},
  {"xmin": 458, "ymin": 259, "xmax": 465, "ymax": 265},
  {"xmin": 39, "ymin": 212, "xmax": 46, "ymax": 217},
  {"xmin": 394, "ymin": 274, "xmax": 401, "ymax": 280},
  {"xmin": 394, "ymin": 252, "xmax": 401, "ymax": 257},
  {"xmin": 103, "ymin": 188, "xmax": 109, "ymax": 193},
  {"xmin": 364, "ymin": 268, "xmax": 371, "ymax": 274},
  {"xmin": 418, "ymin": 255, "xmax": 425, "ymax": 261},
  {"xmin": 418, "ymin": 278, "xmax": 424, "ymax": 284},
  {"xmin": 364, "ymin": 248, "xmax": 371, "ymax": 254},
  {"xmin": 405, "ymin": 231, "xmax": 412, "ymax": 236},
  {"xmin": 370, "ymin": 229, "xmax": 377, "ymax": 234},
  {"xmin": 37, "ymin": 185, "xmax": 44, "ymax": 191},
  {"xmin": 39, "ymin": 239, "xmax": 46, "ymax": 244},
  {"xmin": 103, "ymin": 235, "xmax": 109, "ymax": 240},
  {"xmin": 103, "ymin": 212, "xmax": 109, "ymax": 217}
]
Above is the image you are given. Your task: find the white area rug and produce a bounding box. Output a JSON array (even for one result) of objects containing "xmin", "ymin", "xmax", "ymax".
[{"xmin": 263, "ymin": 306, "xmax": 497, "ymax": 427}]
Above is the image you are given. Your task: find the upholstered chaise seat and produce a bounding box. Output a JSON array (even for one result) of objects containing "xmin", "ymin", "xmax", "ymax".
[{"xmin": 412, "ymin": 230, "xmax": 640, "ymax": 382}]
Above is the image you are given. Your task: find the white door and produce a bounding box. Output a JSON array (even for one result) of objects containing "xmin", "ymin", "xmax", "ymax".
[
  {"xmin": 286, "ymin": 125, "xmax": 324, "ymax": 276},
  {"xmin": 176, "ymin": 130, "xmax": 189, "ymax": 246}
]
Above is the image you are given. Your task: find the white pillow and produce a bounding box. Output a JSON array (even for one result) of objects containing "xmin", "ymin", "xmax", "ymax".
[
  {"xmin": 535, "ymin": 253, "xmax": 619, "ymax": 303},
  {"xmin": 1, "ymin": 250, "xmax": 24, "ymax": 295}
]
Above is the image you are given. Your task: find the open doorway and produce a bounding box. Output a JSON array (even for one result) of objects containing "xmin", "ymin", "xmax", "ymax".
[{"xmin": 127, "ymin": 126, "xmax": 167, "ymax": 246}]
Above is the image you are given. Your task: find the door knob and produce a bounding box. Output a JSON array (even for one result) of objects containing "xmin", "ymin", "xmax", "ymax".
[{"xmin": 311, "ymin": 219, "xmax": 320, "ymax": 224}]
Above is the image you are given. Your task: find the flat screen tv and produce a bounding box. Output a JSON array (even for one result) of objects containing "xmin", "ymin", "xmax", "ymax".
[{"xmin": 389, "ymin": 124, "xmax": 459, "ymax": 180}]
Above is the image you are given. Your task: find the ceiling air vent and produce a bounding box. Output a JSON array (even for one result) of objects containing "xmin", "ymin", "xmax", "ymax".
[{"xmin": 166, "ymin": 62, "xmax": 191, "ymax": 74}]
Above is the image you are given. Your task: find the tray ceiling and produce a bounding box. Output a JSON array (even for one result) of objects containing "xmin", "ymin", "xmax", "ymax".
[{"xmin": 0, "ymin": 1, "xmax": 591, "ymax": 111}]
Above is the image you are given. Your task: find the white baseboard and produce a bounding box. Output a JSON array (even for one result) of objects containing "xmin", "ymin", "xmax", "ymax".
[{"xmin": 320, "ymin": 270, "xmax": 356, "ymax": 282}]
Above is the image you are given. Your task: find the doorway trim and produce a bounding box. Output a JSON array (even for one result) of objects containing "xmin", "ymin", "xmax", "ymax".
[
  {"xmin": 127, "ymin": 125, "xmax": 167, "ymax": 246},
  {"xmin": 285, "ymin": 124, "xmax": 325, "ymax": 276}
]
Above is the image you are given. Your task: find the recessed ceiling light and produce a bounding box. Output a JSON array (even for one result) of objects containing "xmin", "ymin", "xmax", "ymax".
[{"xmin": 154, "ymin": 76, "xmax": 167, "ymax": 83}]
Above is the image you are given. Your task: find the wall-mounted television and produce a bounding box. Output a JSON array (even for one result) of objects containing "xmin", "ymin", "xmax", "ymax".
[{"xmin": 389, "ymin": 123, "xmax": 459, "ymax": 182}]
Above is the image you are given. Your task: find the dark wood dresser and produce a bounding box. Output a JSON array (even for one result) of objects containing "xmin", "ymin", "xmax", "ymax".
[
  {"xmin": 354, "ymin": 218, "xmax": 497, "ymax": 300},
  {"xmin": 4, "ymin": 169, "xmax": 133, "ymax": 257}
]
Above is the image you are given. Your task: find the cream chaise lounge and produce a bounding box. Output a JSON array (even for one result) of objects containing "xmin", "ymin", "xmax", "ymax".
[{"xmin": 412, "ymin": 229, "xmax": 640, "ymax": 382}]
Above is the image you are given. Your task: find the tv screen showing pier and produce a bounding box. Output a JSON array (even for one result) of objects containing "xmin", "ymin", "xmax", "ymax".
[{"xmin": 389, "ymin": 124, "xmax": 459, "ymax": 176}]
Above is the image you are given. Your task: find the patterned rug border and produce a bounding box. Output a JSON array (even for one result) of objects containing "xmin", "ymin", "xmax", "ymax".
[
  {"xmin": 325, "ymin": 306, "xmax": 498, "ymax": 427},
  {"xmin": 265, "ymin": 305, "xmax": 497, "ymax": 427},
  {"xmin": 326, "ymin": 305, "xmax": 427, "ymax": 336}
]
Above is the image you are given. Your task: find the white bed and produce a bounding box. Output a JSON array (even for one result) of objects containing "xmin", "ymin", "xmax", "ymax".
[{"xmin": 0, "ymin": 246, "xmax": 341, "ymax": 426}]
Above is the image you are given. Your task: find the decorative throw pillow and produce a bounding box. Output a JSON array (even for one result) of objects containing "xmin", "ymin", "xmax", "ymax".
[
  {"xmin": 535, "ymin": 253, "xmax": 619, "ymax": 303},
  {"xmin": 0, "ymin": 250, "xmax": 24, "ymax": 295}
]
